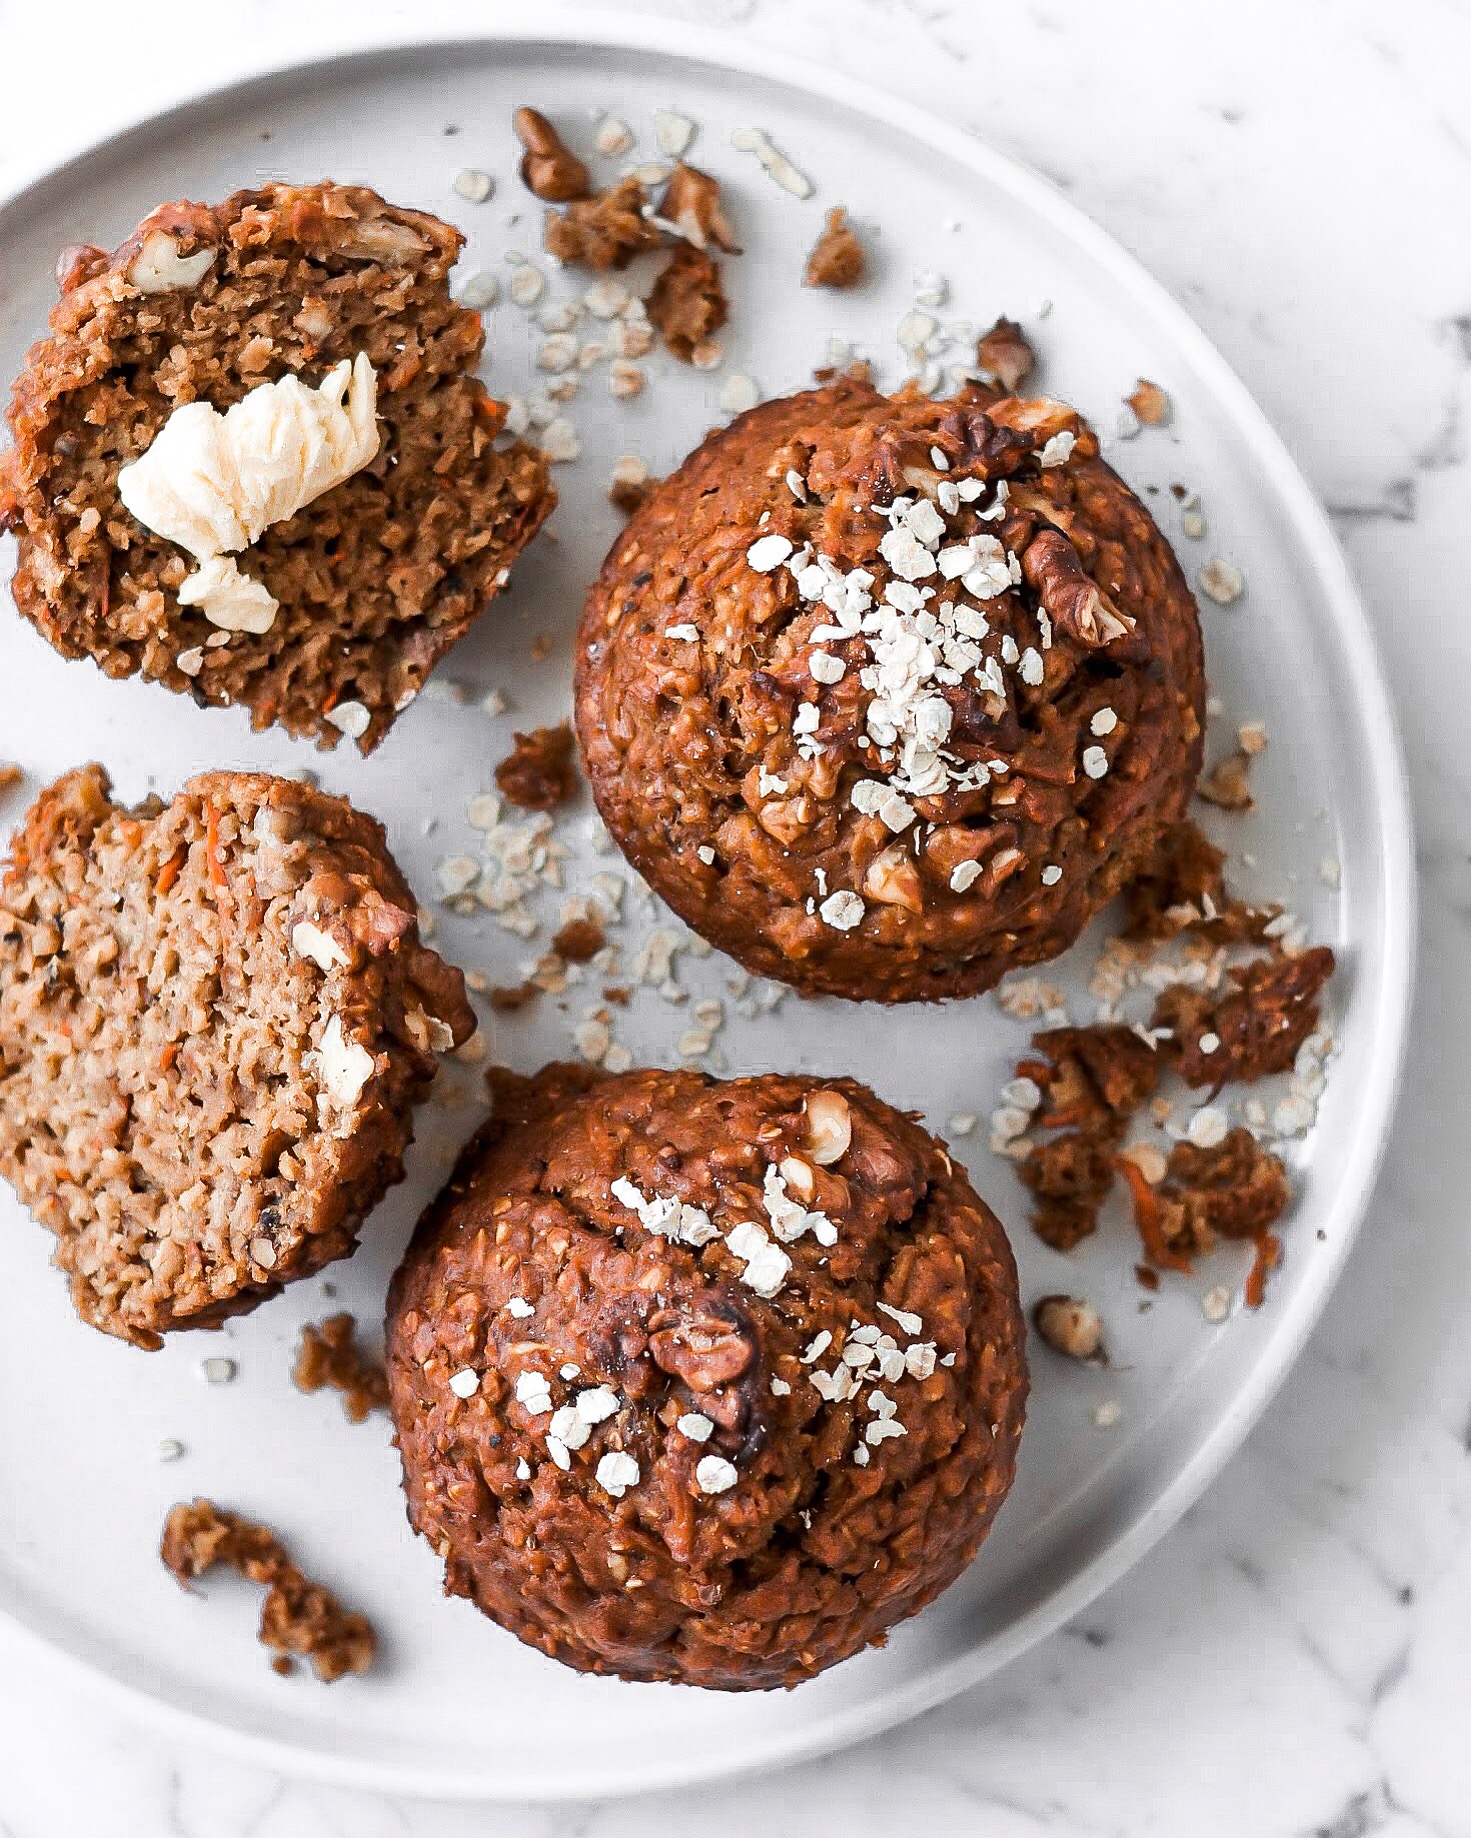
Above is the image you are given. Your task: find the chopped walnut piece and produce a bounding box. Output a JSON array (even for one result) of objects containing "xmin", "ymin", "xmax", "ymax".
[
  {"xmin": 553, "ymin": 915, "xmax": 605, "ymax": 962},
  {"xmin": 1032, "ymin": 1294, "xmax": 1105, "ymax": 1361},
  {"xmin": 645, "ymin": 244, "xmax": 728, "ymax": 362},
  {"xmin": 1127, "ymin": 378, "xmax": 1171, "ymax": 426},
  {"xmin": 1153, "ymin": 946, "xmax": 1335, "ymax": 1087},
  {"xmin": 803, "ymin": 208, "xmax": 866, "ymax": 289},
  {"xmin": 976, "ymin": 316, "xmax": 1035, "ymax": 394},
  {"xmin": 495, "ymin": 722, "xmax": 578, "ymax": 811},
  {"xmin": 160, "ymin": 1499, "xmax": 375, "ymax": 1682},
  {"xmin": 1123, "ymin": 821, "xmax": 1278, "ymax": 944},
  {"xmin": 659, "ymin": 163, "xmax": 741, "ymax": 253},
  {"xmin": 513, "ymin": 106, "xmax": 591, "ymax": 202},
  {"xmin": 292, "ymin": 1313, "xmax": 389, "ymax": 1423},
  {"xmin": 1019, "ymin": 528, "xmax": 1133, "ymax": 647},
  {"xmin": 489, "ymin": 980, "xmax": 539, "ymax": 1012},
  {"xmin": 544, "ymin": 177, "xmax": 661, "ymax": 271},
  {"xmin": 1196, "ymin": 748, "xmax": 1256, "ymax": 812}
]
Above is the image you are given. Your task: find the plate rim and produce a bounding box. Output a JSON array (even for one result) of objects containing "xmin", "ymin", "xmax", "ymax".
[{"xmin": 0, "ymin": 10, "xmax": 1418, "ymax": 1802}]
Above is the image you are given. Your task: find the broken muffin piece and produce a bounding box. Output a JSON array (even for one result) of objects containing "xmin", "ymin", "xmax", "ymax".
[
  {"xmin": 161, "ymin": 1498, "xmax": 375, "ymax": 1680},
  {"xmin": 645, "ymin": 243, "xmax": 728, "ymax": 362},
  {"xmin": 1153, "ymin": 946, "xmax": 1336, "ymax": 1087},
  {"xmin": 0, "ymin": 765, "xmax": 473, "ymax": 1346}
]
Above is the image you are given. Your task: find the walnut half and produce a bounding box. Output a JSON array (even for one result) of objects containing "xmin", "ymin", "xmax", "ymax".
[
  {"xmin": 513, "ymin": 106, "xmax": 591, "ymax": 202},
  {"xmin": 1020, "ymin": 529, "xmax": 1134, "ymax": 647}
]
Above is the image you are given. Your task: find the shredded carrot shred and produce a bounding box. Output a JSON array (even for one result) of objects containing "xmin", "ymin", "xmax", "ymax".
[
  {"xmin": 1245, "ymin": 1233, "xmax": 1282, "ymax": 1309},
  {"xmin": 205, "ymin": 807, "xmax": 228, "ymax": 894},
  {"xmin": 1115, "ymin": 1156, "xmax": 1193, "ymax": 1276},
  {"xmin": 154, "ymin": 846, "xmax": 187, "ymax": 896}
]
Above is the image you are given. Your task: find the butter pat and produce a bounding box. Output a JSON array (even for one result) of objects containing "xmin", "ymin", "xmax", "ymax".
[
  {"xmin": 176, "ymin": 556, "xmax": 278, "ymax": 633},
  {"xmin": 117, "ymin": 353, "xmax": 380, "ymax": 632}
]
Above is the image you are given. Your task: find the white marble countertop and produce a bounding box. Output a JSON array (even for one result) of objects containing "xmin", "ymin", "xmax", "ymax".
[{"xmin": 2, "ymin": 0, "xmax": 1470, "ymax": 1831}]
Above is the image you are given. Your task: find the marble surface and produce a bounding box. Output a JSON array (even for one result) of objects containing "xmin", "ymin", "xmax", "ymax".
[{"xmin": 1, "ymin": 0, "xmax": 1469, "ymax": 1830}]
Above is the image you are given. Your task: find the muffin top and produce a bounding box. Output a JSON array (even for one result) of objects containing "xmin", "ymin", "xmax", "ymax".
[
  {"xmin": 386, "ymin": 1063, "xmax": 1027, "ymax": 1690},
  {"xmin": 576, "ymin": 377, "xmax": 1204, "ymax": 1001}
]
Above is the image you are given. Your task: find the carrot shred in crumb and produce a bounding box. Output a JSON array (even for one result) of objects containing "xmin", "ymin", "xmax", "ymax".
[
  {"xmin": 1245, "ymin": 1232, "xmax": 1282, "ymax": 1309},
  {"xmin": 154, "ymin": 846, "xmax": 187, "ymax": 896},
  {"xmin": 159, "ymin": 1041, "xmax": 179, "ymax": 1073},
  {"xmin": 204, "ymin": 807, "xmax": 228, "ymax": 893},
  {"xmin": 1115, "ymin": 1156, "xmax": 1193, "ymax": 1276}
]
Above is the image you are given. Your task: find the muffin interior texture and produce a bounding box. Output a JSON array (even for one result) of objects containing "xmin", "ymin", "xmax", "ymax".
[
  {"xmin": 0, "ymin": 184, "xmax": 554, "ymax": 750},
  {"xmin": 0, "ymin": 764, "xmax": 472, "ymax": 1346}
]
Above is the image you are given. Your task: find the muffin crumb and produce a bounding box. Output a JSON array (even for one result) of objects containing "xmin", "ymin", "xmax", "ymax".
[
  {"xmin": 1196, "ymin": 747, "xmax": 1257, "ymax": 811},
  {"xmin": 513, "ymin": 107, "xmax": 591, "ymax": 201},
  {"xmin": 804, "ymin": 208, "xmax": 865, "ymax": 289},
  {"xmin": 645, "ymin": 244, "xmax": 728, "ymax": 362},
  {"xmin": 293, "ymin": 1313, "xmax": 390, "ymax": 1423},
  {"xmin": 495, "ymin": 723, "xmax": 578, "ymax": 811},
  {"xmin": 1127, "ymin": 379, "xmax": 1171, "ymax": 426},
  {"xmin": 545, "ymin": 177, "xmax": 661, "ymax": 271},
  {"xmin": 160, "ymin": 1498, "xmax": 375, "ymax": 1681},
  {"xmin": 1032, "ymin": 1294, "xmax": 1105, "ymax": 1361},
  {"xmin": 975, "ymin": 316, "xmax": 1035, "ymax": 393},
  {"xmin": 658, "ymin": 164, "xmax": 740, "ymax": 254}
]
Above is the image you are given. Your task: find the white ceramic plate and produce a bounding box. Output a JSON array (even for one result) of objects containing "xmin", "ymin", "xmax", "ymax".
[{"xmin": 0, "ymin": 18, "xmax": 1414, "ymax": 1802}]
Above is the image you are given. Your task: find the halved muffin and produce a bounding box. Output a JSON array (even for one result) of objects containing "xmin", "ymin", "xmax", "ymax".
[
  {"xmin": 0, "ymin": 183, "xmax": 554, "ymax": 750},
  {"xmin": 0, "ymin": 764, "xmax": 474, "ymax": 1346}
]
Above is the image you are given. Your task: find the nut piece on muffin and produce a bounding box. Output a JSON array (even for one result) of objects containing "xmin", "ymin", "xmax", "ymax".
[
  {"xmin": 0, "ymin": 764, "xmax": 474, "ymax": 1347},
  {"xmin": 0, "ymin": 183, "xmax": 555, "ymax": 751},
  {"xmin": 574, "ymin": 376, "xmax": 1205, "ymax": 1002},
  {"xmin": 386, "ymin": 1063, "xmax": 1026, "ymax": 1690}
]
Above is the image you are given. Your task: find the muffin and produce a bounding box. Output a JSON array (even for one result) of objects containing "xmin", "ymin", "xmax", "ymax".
[
  {"xmin": 385, "ymin": 1063, "xmax": 1026, "ymax": 1690},
  {"xmin": 0, "ymin": 764, "xmax": 474, "ymax": 1347},
  {"xmin": 0, "ymin": 183, "xmax": 554, "ymax": 751},
  {"xmin": 575, "ymin": 376, "xmax": 1205, "ymax": 1001}
]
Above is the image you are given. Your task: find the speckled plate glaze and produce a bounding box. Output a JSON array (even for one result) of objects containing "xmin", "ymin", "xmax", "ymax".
[{"xmin": 0, "ymin": 18, "xmax": 1414, "ymax": 1801}]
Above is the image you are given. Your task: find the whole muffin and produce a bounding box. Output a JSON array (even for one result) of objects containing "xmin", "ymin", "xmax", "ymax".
[
  {"xmin": 386, "ymin": 1063, "xmax": 1026, "ymax": 1690},
  {"xmin": 0, "ymin": 765, "xmax": 474, "ymax": 1346},
  {"xmin": 575, "ymin": 377, "xmax": 1204, "ymax": 1001},
  {"xmin": 0, "ymin": 182, "xmax": 554, "ymax": 751}
]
